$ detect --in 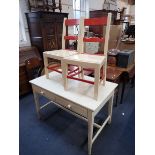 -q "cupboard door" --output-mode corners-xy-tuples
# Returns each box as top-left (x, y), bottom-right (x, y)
(41, 22), (58, 51)
(55, 22), (63, 49)
(26, 13), (44, 54)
